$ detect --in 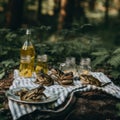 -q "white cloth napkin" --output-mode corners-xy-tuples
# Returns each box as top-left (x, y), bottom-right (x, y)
(8, 70), (120, 120)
